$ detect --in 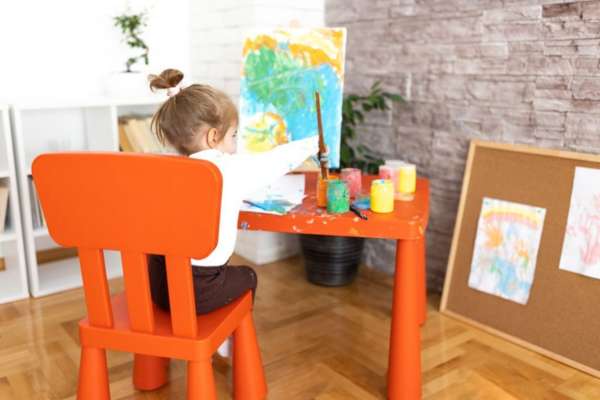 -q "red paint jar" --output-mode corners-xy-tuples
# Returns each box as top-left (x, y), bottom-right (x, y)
(341, 168), (362, 198)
